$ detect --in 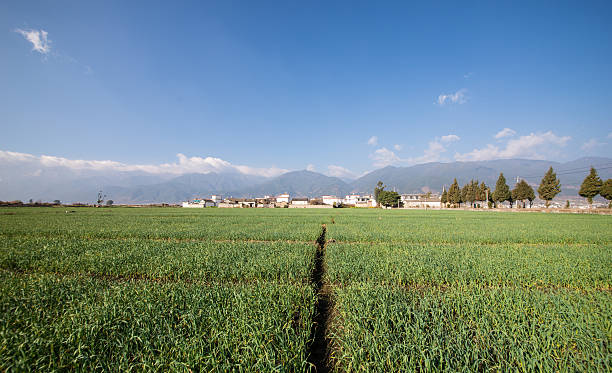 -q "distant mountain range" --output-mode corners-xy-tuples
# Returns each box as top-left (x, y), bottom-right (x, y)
(1, 157), (611, 204)
(351, 157), (612, 195)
